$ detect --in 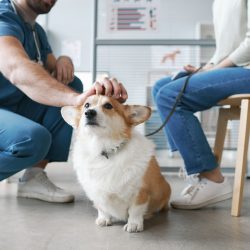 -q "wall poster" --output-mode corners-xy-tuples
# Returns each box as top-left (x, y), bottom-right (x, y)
(107, 0), (160, 33)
